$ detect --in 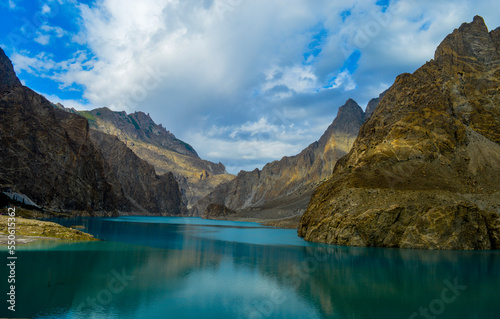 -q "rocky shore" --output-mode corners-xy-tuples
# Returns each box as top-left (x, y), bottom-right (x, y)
(0, 214), (97, 245)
